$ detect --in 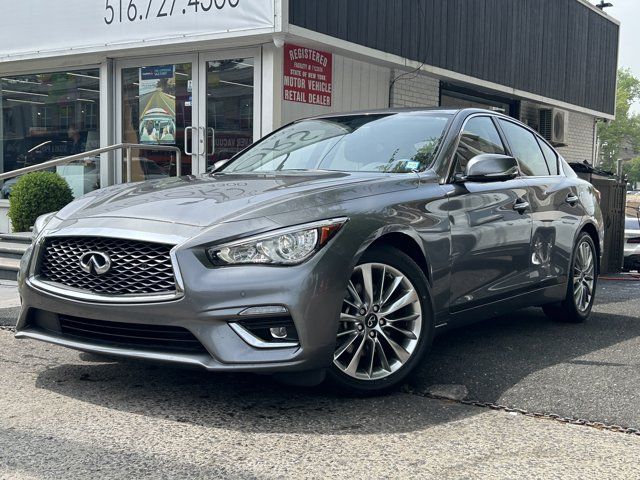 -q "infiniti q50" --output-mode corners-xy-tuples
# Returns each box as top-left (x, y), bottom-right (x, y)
(16, 108), (603, 393)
